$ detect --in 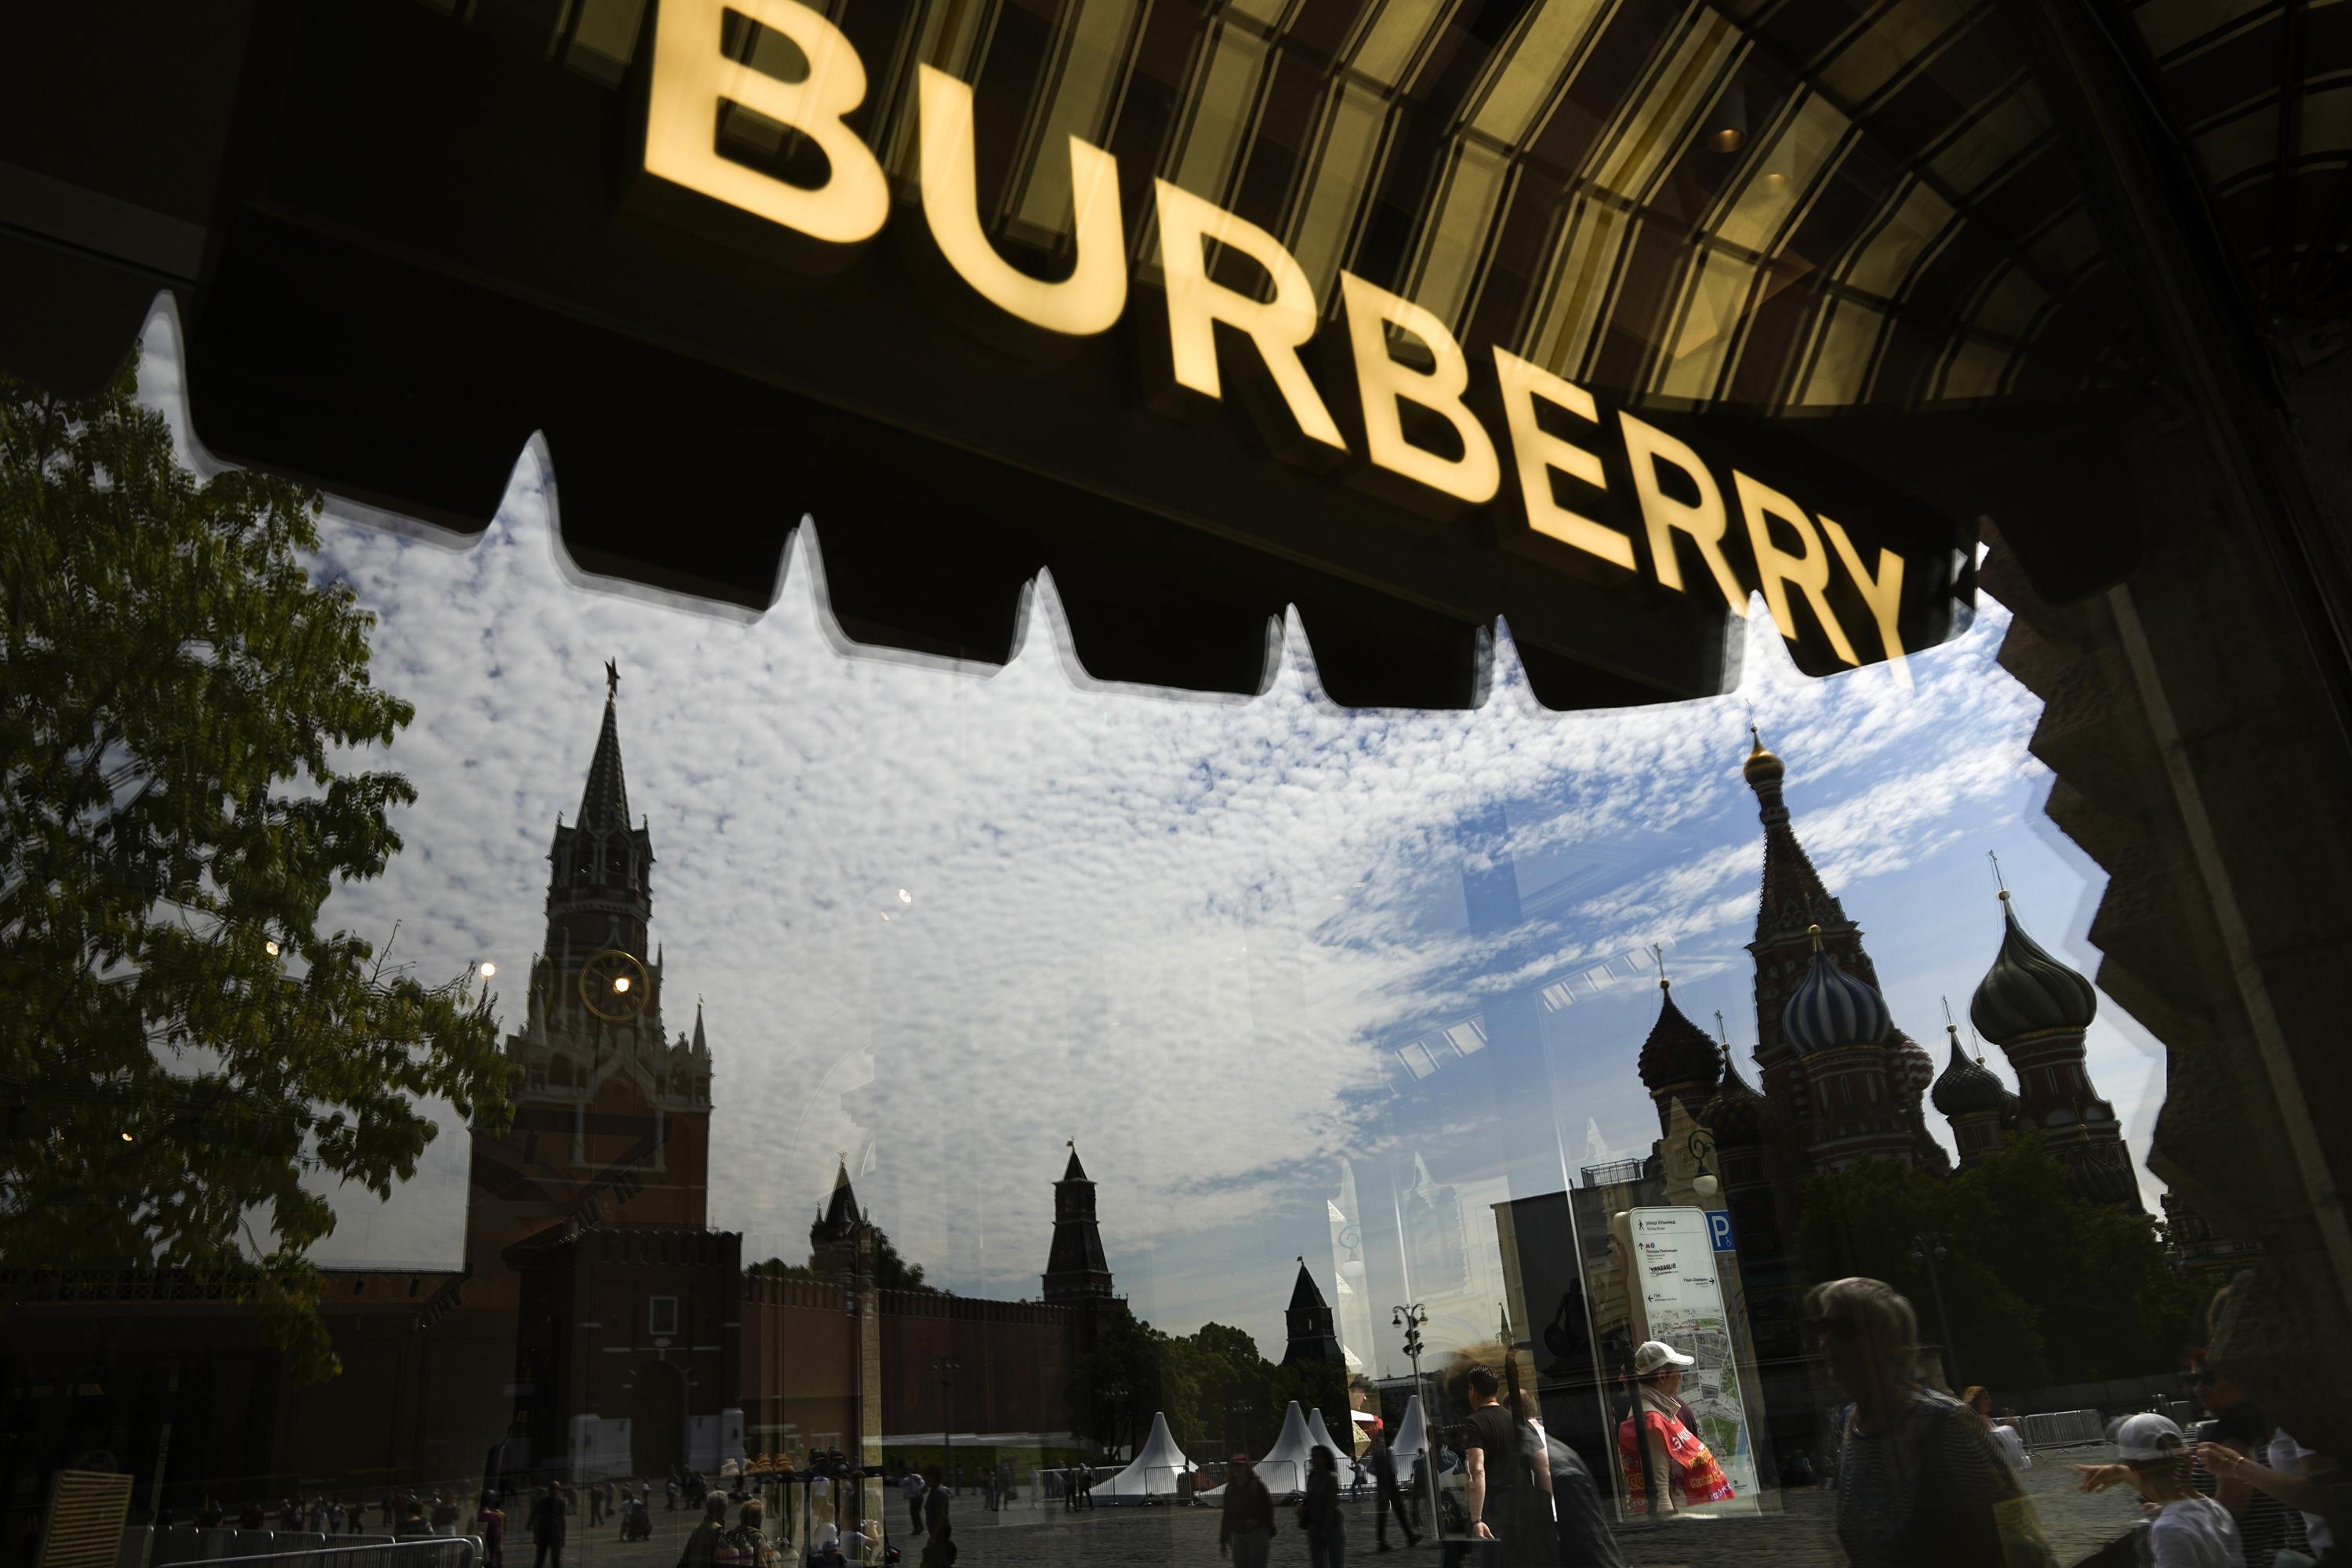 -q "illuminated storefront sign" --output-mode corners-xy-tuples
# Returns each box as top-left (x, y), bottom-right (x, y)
(641, 0), (1939, 675)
